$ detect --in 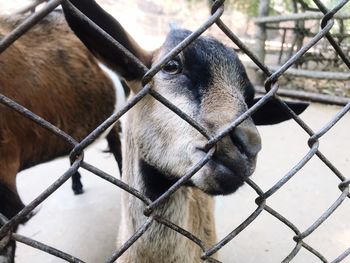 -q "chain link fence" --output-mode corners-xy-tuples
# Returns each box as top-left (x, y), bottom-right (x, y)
(0, 0), (349, 262)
